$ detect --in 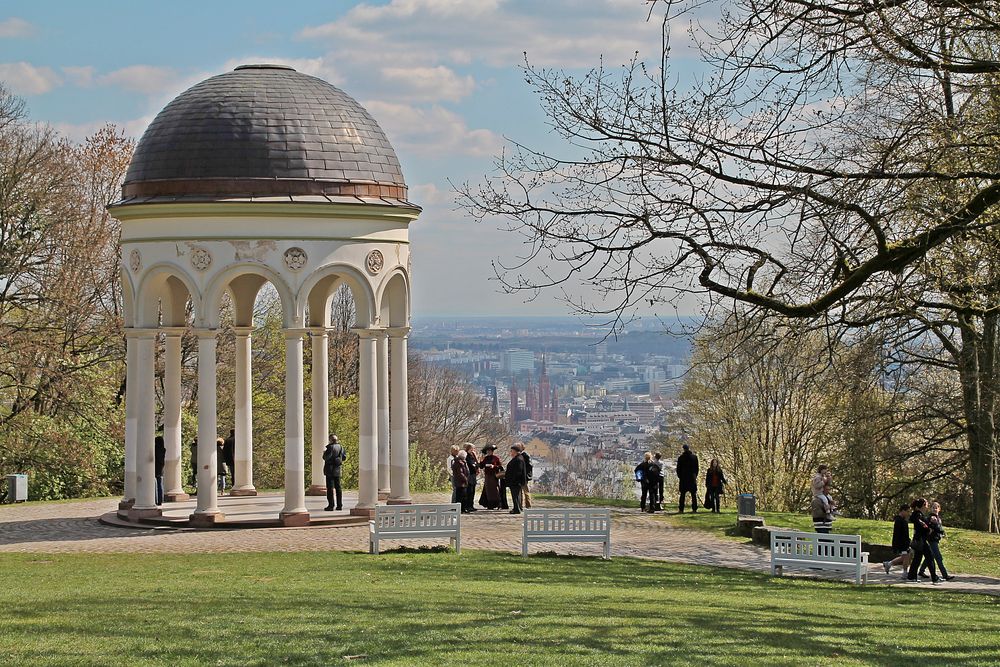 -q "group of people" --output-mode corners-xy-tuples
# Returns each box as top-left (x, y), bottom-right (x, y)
(634, 445), (728, 513)
(447, 442), (533, 514)
(883, 498), (954, 584)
